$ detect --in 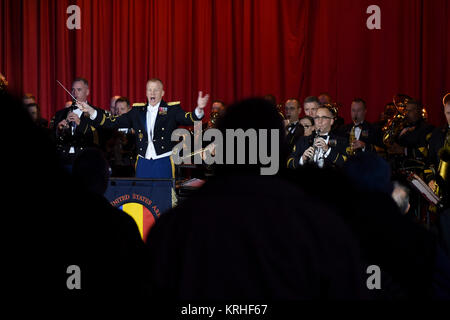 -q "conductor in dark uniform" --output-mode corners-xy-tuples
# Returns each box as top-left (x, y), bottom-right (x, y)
(79, 78), (209, 179)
